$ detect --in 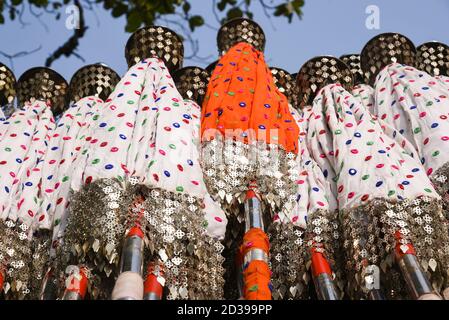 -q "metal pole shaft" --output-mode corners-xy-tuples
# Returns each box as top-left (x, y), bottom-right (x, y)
(398, 253), (436, 299)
